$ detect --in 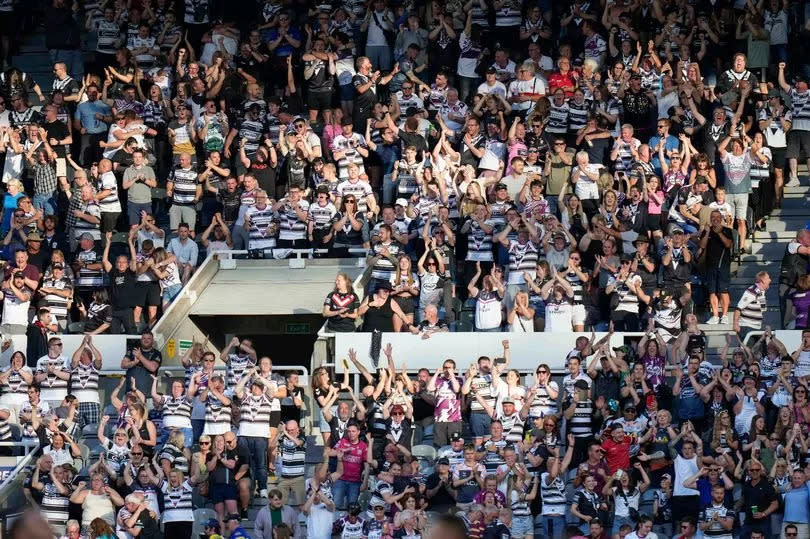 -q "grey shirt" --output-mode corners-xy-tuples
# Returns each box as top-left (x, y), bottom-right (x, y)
(123, 164), (156, 204)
